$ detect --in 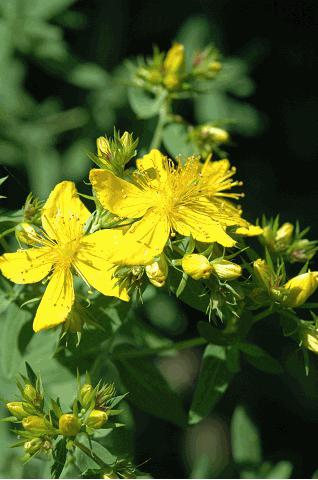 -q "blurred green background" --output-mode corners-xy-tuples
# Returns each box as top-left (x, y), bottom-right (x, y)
(1, 0), (318, 478)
